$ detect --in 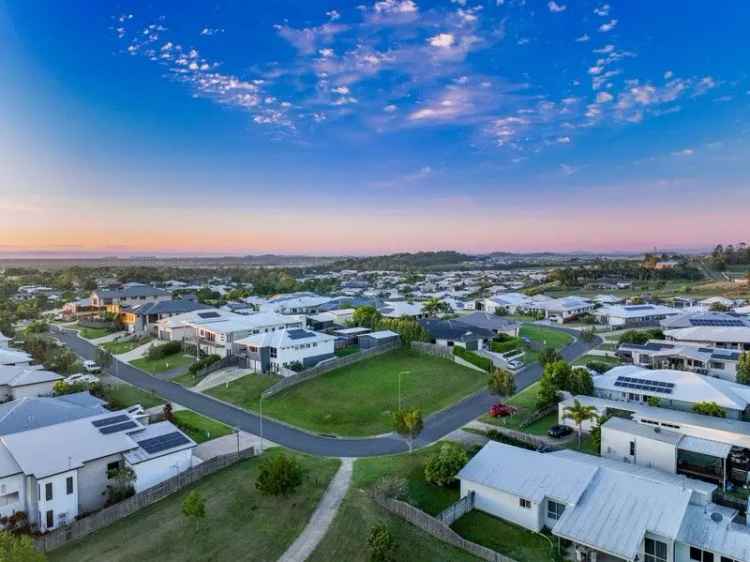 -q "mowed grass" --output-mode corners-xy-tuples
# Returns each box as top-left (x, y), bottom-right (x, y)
(49, 450), (340, 562)
(173, 410), (233, 444)
(518, 324), (573, 365)
(100, 383), (164, 409)
(79, 326), (117, 340)
(101, 336), (152, 355)
(131, 353), (195, 374)
(210, 349), (487, 437)
(207, 374), (282, 402)
(309, 444), (481, 562)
